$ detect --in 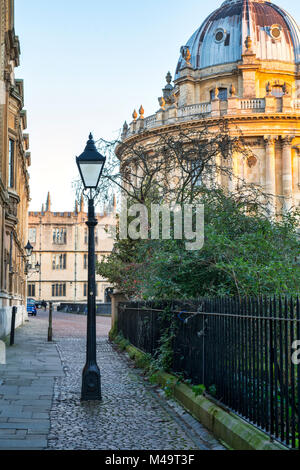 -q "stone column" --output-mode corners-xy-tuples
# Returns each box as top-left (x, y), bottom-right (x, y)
(297, 148), (300, 189)
(292, 146), (299, 190)
(264, 136), (277, 215)
(281, 136), (294, 213)
(227, 156), (235, 193)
